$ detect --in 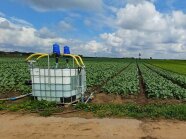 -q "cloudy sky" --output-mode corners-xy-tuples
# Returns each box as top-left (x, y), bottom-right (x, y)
(0, 0), (186, 59)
